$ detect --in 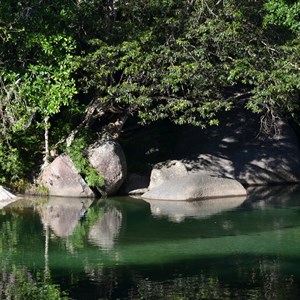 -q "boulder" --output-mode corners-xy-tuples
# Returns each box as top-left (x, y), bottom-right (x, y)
(40, 154), (95, 197)
(175, 110), (300, 185)
(142, 173), (246, 201)
(148, 160), (188, 190)
(88, 140), (127, 195)
(0, 186), (19, 209)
